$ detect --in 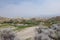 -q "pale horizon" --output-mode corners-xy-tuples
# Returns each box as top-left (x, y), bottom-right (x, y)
(0, 0), (60, 18)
